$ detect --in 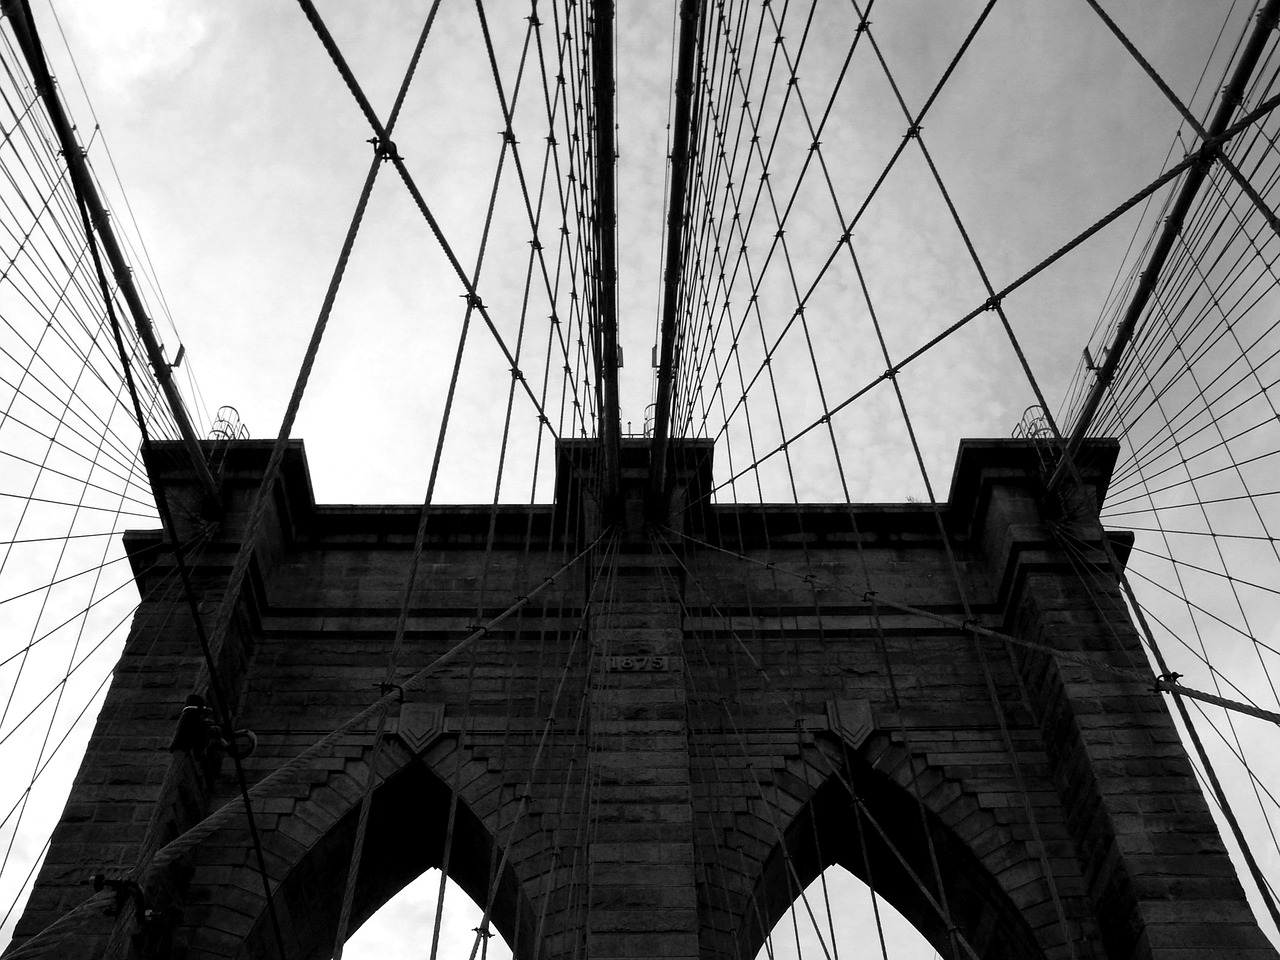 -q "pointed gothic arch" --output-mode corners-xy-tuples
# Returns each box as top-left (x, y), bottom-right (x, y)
(182, 748), (542, 960)
(739, 749), (1050, 960)
(12, 440), (1278, 960)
